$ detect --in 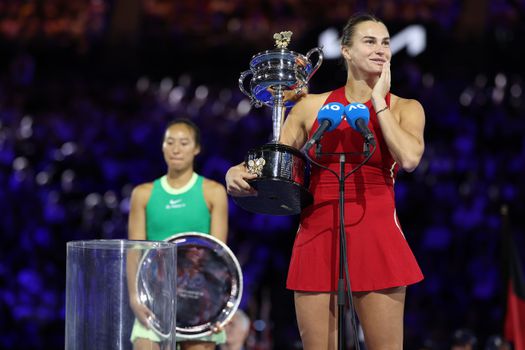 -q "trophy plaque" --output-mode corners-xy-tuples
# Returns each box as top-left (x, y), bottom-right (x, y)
(236, 31), (323, 215)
